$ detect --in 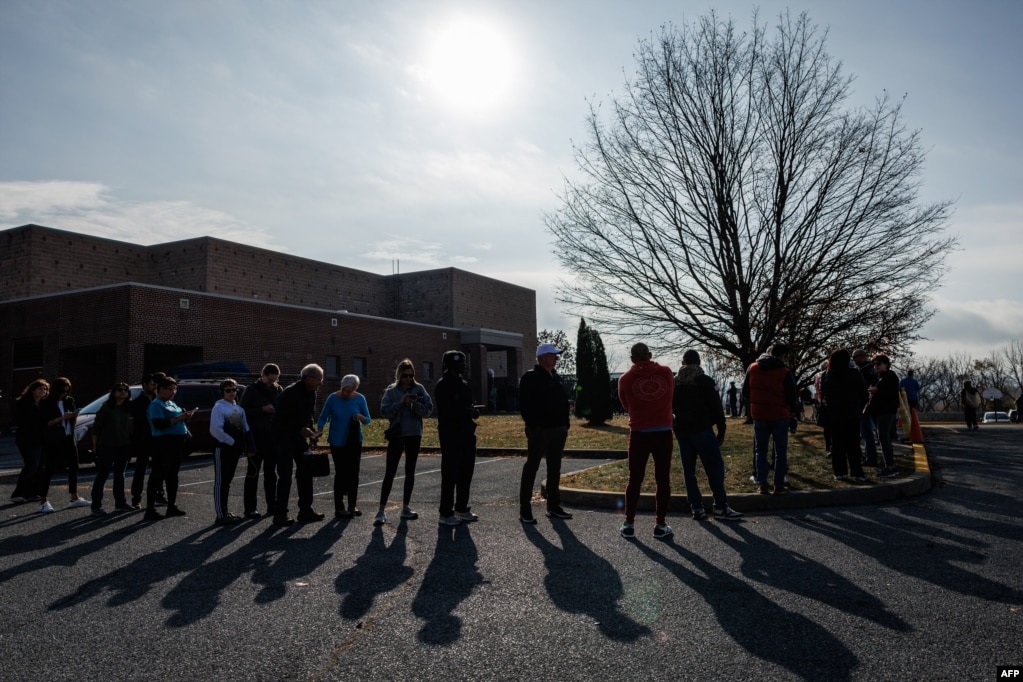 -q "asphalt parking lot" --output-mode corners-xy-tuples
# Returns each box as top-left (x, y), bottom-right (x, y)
(1, 426), (1021, 681)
